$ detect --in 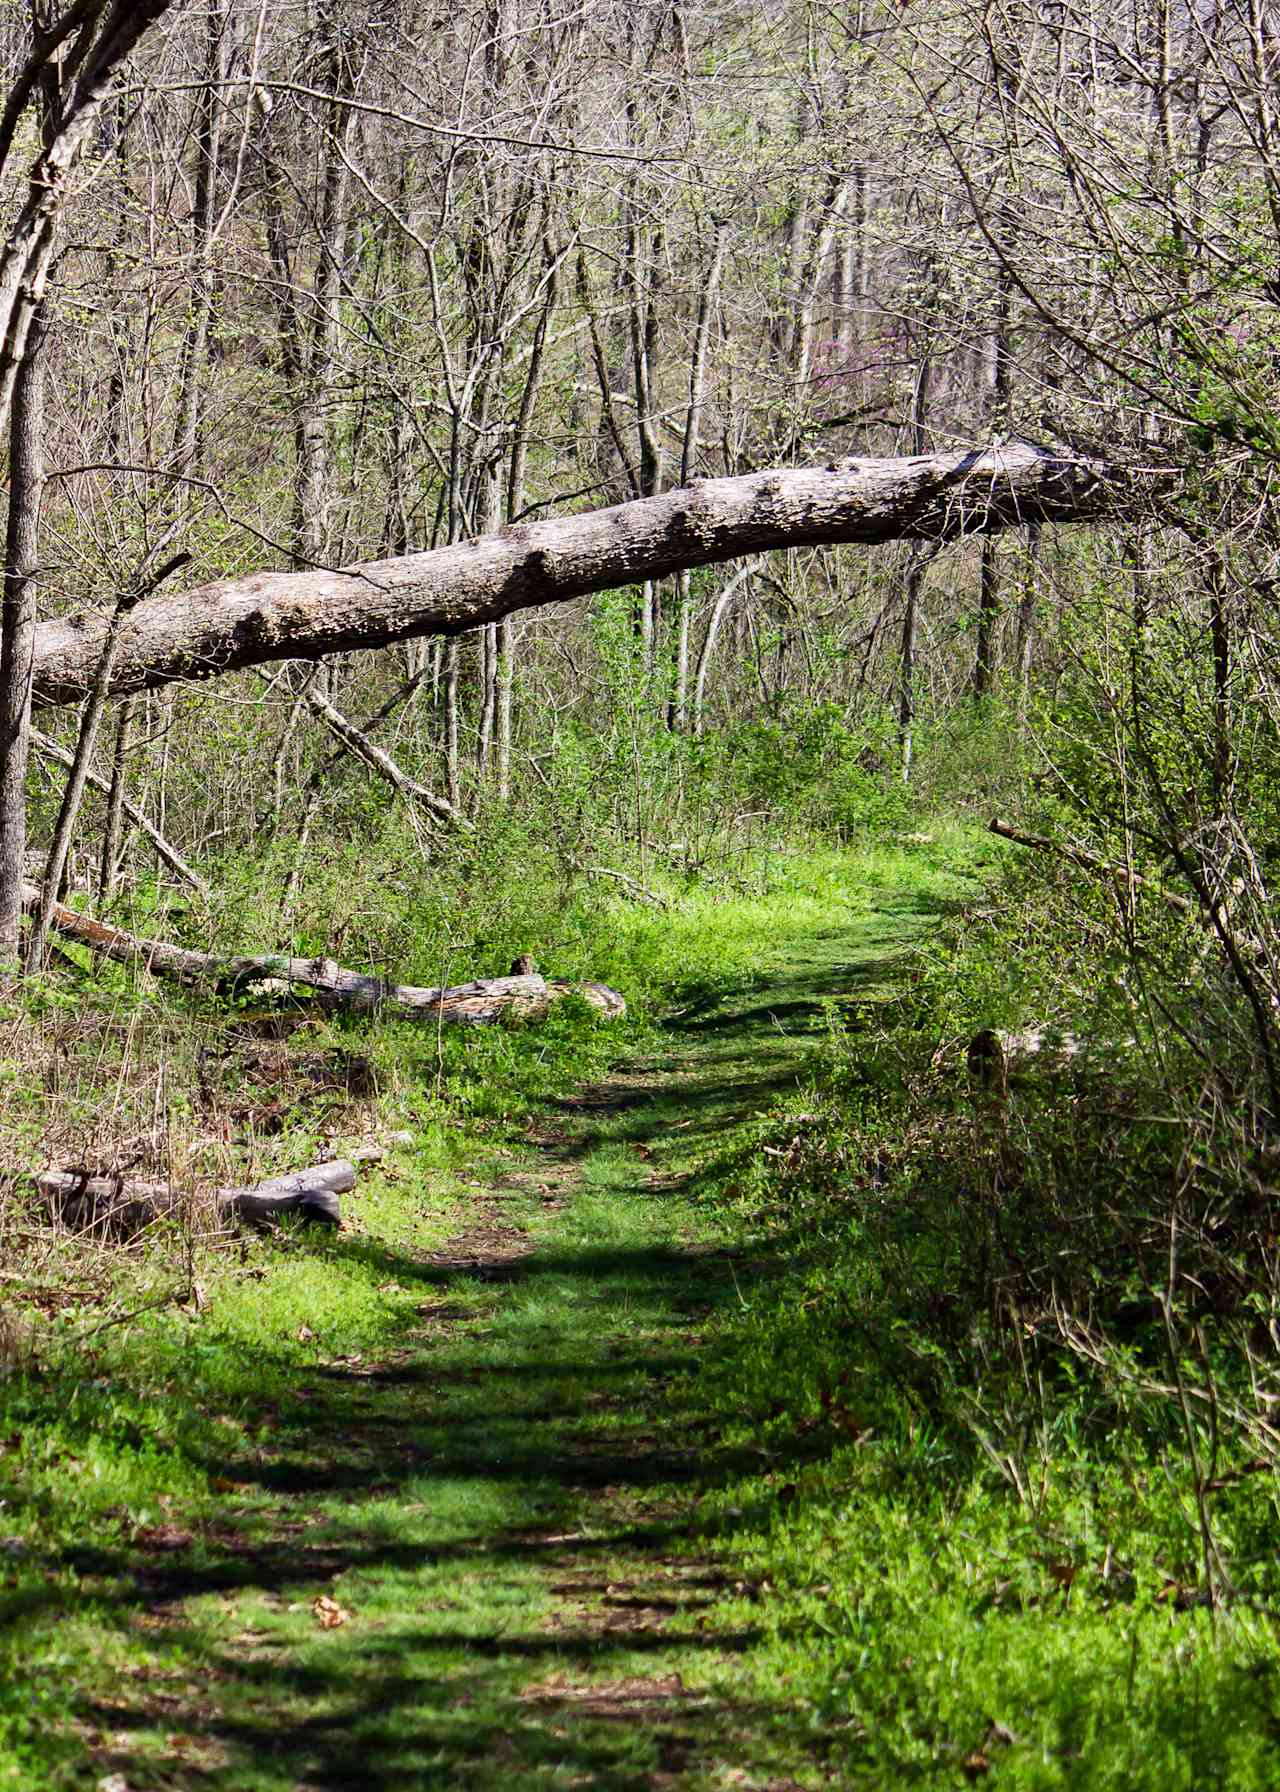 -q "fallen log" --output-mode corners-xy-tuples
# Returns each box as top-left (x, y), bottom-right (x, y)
(967, 1027), (1084, 1089)
(34, 1159), (355, 1232)
(20, 882), (626, 1021)
(31, 445), (1168, 709)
